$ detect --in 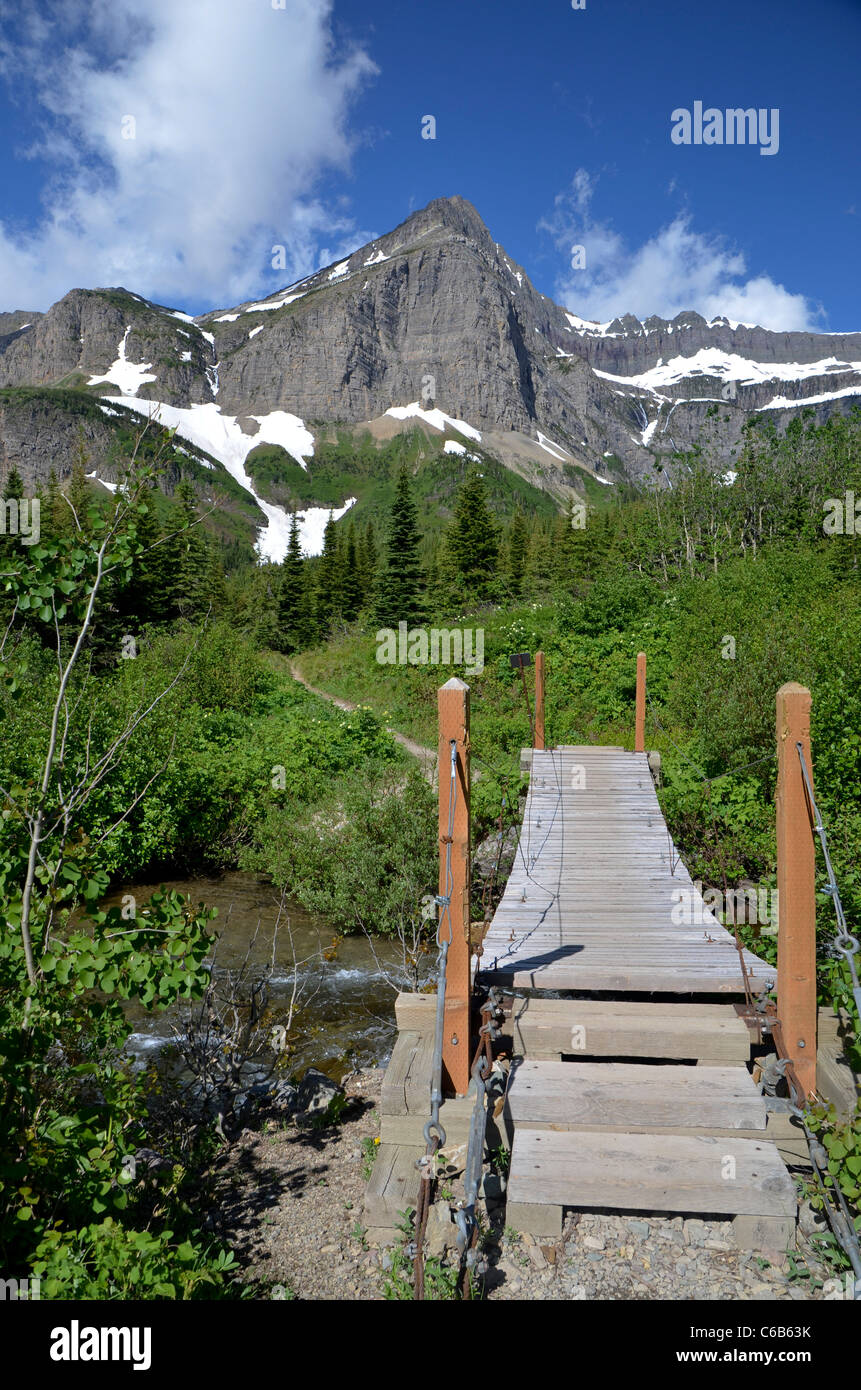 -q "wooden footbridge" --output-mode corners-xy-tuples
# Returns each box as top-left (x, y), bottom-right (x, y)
(365, 657), (848, 1267)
